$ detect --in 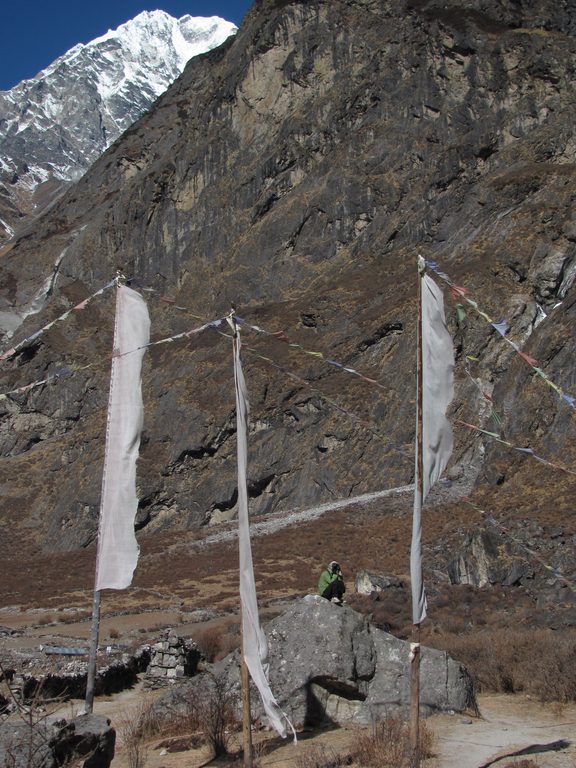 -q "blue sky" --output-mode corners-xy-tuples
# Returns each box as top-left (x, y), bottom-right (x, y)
(0, 1), (253, 90)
